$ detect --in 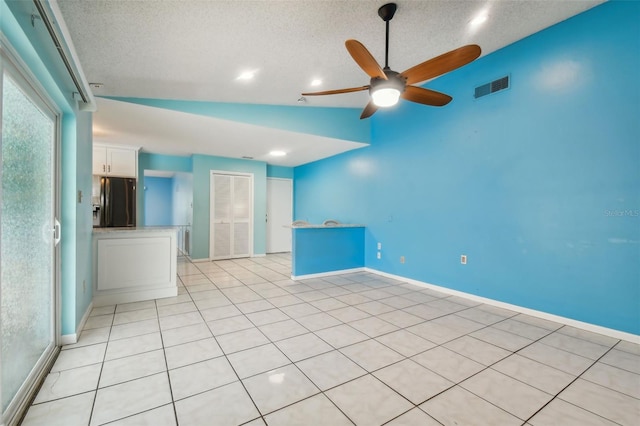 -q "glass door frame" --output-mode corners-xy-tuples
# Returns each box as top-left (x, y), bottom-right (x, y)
(0, 35), (62, 426)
